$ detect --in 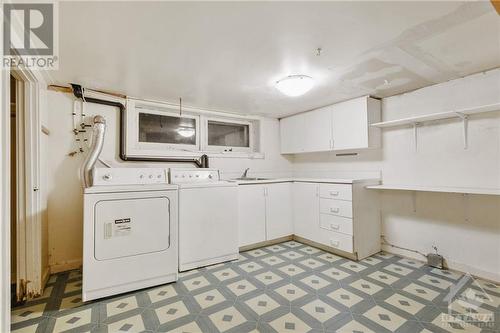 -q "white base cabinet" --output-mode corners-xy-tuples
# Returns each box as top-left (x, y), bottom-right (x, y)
(238, 184), (267, 247)
(238, 183), (293, 248)
(293, 181), (380, 260)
